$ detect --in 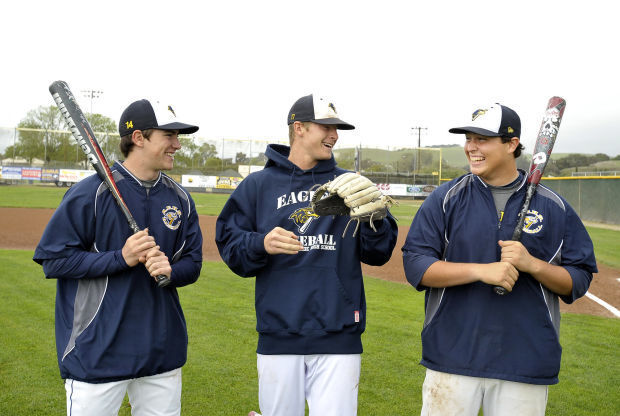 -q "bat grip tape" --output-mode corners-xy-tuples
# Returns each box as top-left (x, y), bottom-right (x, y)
(494, 184), (537, 296)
